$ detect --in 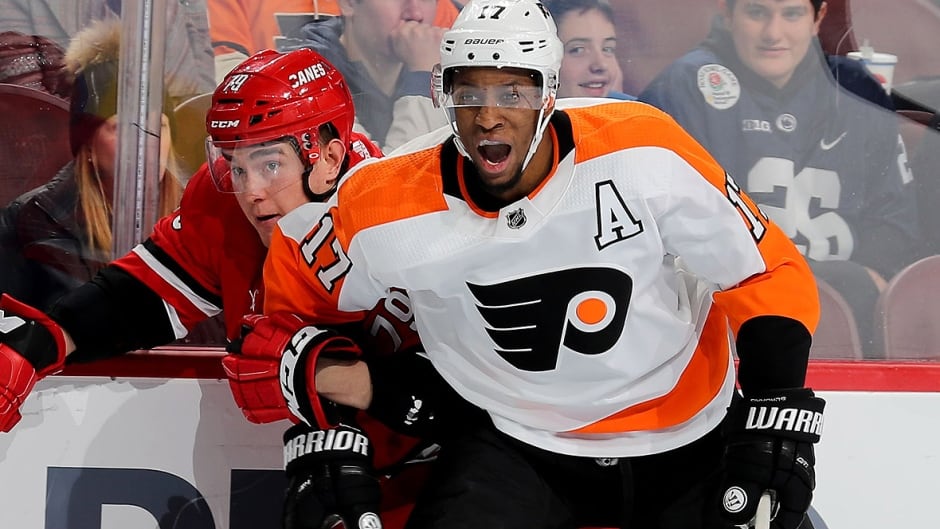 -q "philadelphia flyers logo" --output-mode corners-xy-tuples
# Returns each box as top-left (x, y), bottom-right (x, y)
(467, 267), (632, 371)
